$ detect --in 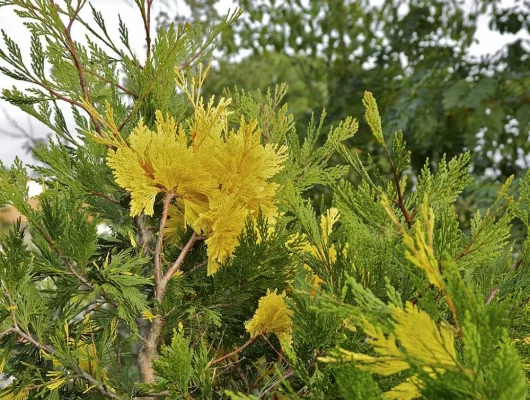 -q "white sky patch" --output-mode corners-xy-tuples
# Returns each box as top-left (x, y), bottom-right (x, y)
(97, 223), (112, 236)
(27, 180), (43, 197)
